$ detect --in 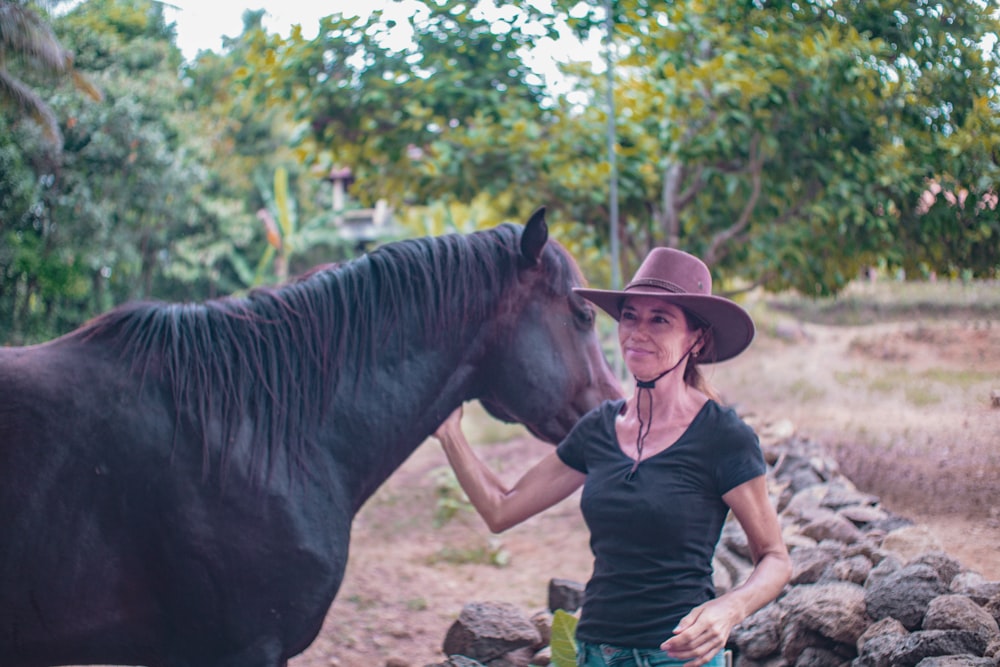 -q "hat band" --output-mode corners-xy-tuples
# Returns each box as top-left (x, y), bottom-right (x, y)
(625, 277), (690, 294)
